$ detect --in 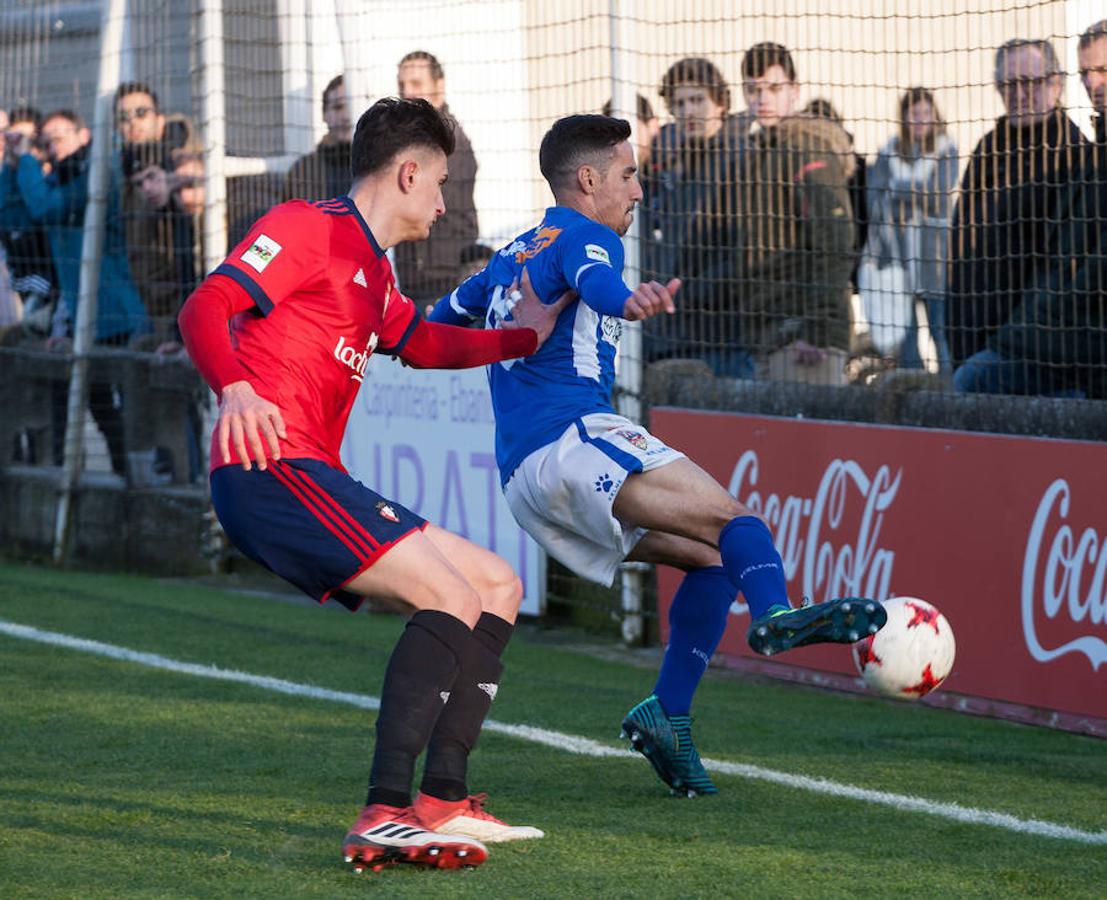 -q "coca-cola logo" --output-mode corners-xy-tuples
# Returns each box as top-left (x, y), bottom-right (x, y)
(1022, 479), (1107, 670)
(728, 451), (901, 611)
